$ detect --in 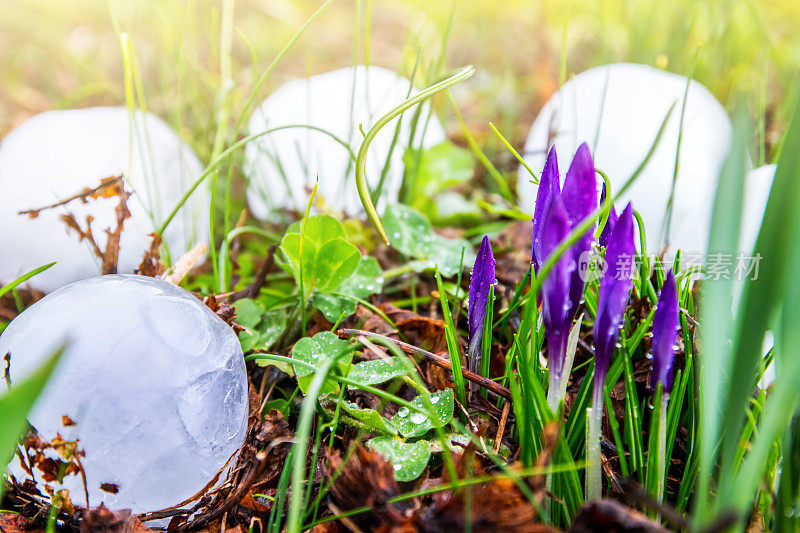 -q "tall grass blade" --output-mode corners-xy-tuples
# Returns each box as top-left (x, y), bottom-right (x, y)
(0, 346), (64, 500)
